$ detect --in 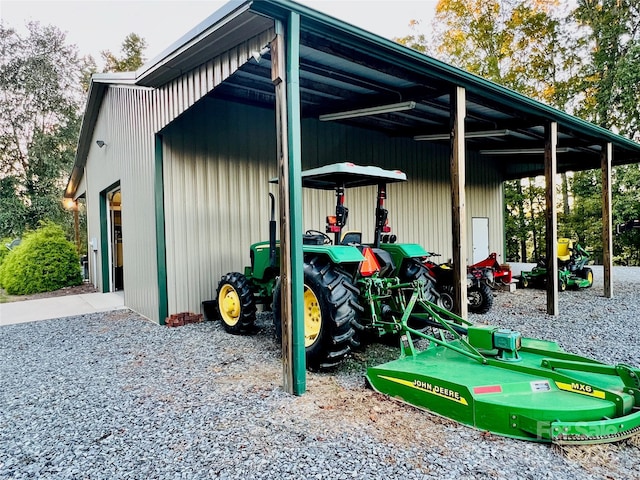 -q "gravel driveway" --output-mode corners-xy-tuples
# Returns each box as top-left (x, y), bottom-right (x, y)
(1, 267), (639, 479)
